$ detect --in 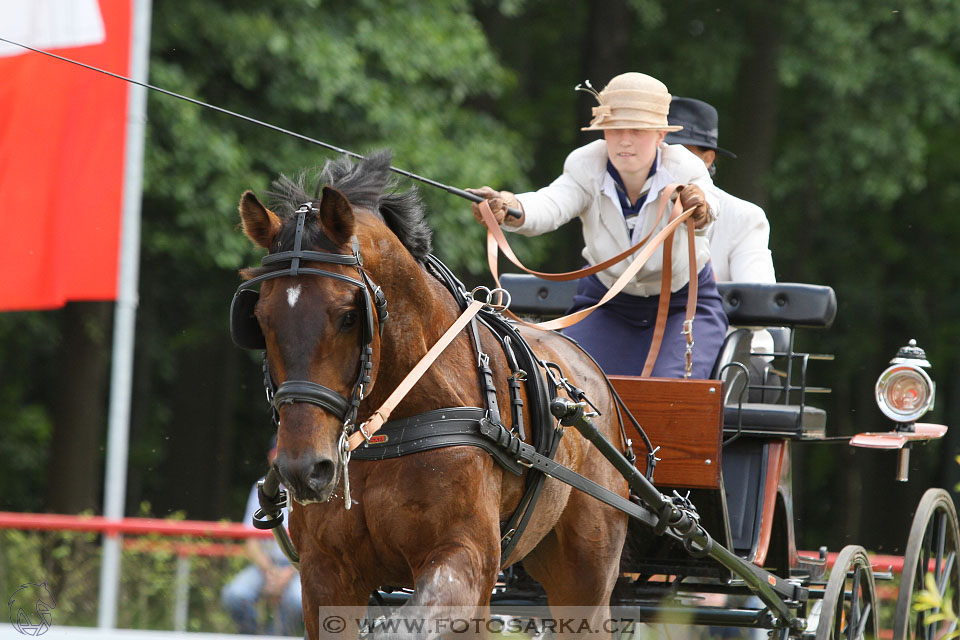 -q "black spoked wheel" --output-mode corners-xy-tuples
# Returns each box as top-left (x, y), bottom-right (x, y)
(894, 488), (960, 640)
(815, 545), (878, 640)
